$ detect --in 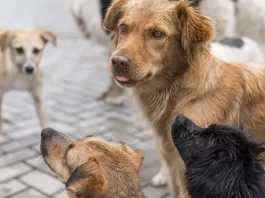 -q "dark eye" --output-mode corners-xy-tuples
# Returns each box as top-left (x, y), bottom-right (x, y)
(151, 30), (165, 39)
(15, 47), (24, 54)
(119, 24), (127, 34)
(33, 48), (41, 54)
